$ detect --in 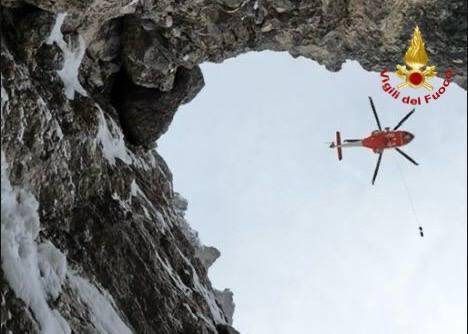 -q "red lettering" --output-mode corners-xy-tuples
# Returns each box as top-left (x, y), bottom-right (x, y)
(380, 68), (390, 82)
